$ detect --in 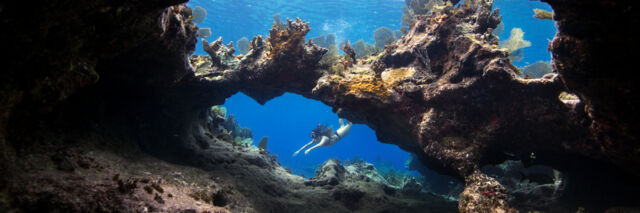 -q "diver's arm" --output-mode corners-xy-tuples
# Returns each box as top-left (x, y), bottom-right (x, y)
(293, 140), (315, 156)
(305, 136), (330, 155)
